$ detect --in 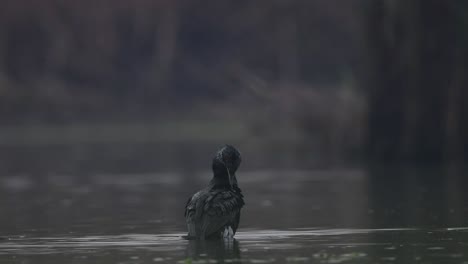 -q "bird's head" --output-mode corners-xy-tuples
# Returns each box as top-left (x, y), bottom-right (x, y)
(212, 145), (241, 187)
